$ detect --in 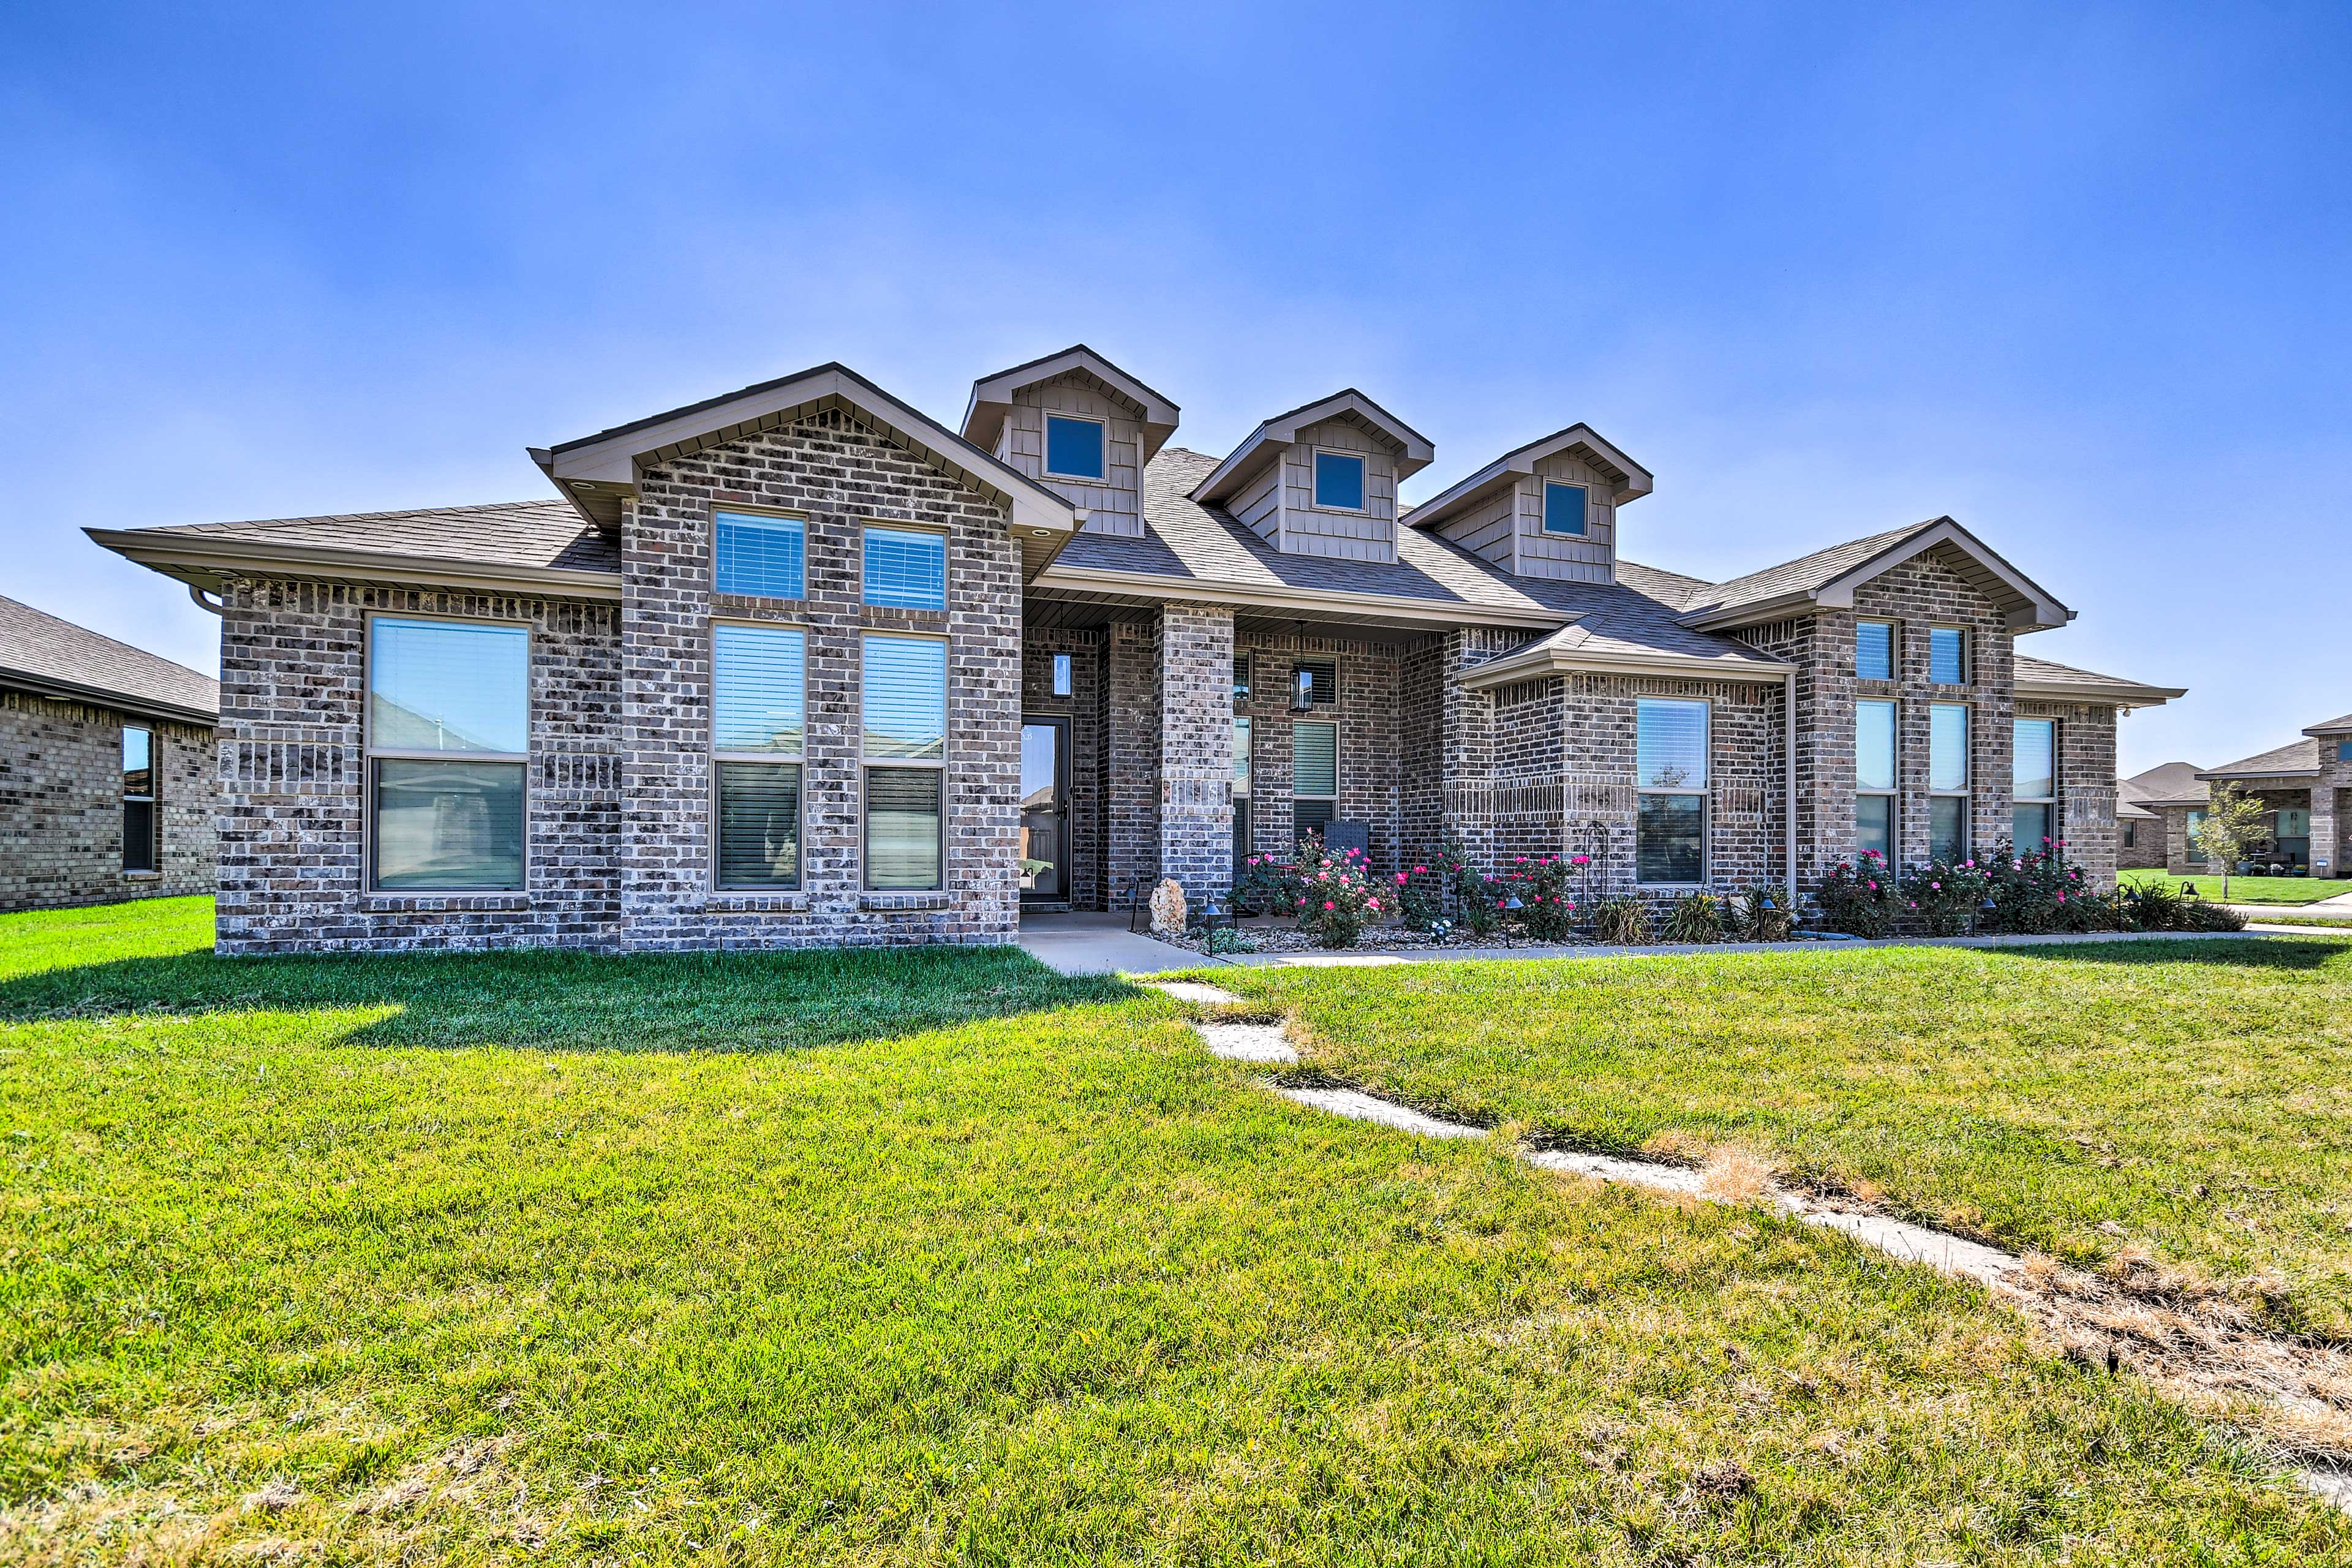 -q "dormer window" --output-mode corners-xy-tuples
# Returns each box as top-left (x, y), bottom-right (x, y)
(1044, 415), (1106, 481)
(1542, 483), (1589, 537)
(1312, 451), (1366, 512)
